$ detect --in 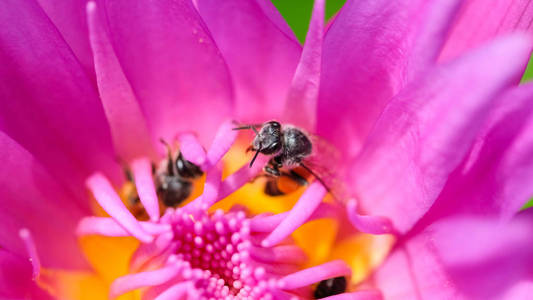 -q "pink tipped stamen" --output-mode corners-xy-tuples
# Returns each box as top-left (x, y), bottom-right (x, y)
(261, 182), (327, 247)
(131, 158), (160, 222)
(279, 260), (351, 290)
(19, 228), (40, 280)
(86, 173), (153, 243)
(346, 199), (395, 235)
(177, 132), (207, 166)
